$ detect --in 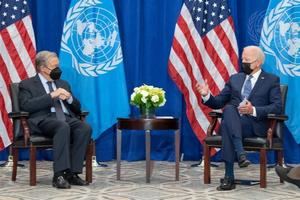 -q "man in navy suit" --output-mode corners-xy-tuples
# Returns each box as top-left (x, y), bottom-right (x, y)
(19, 51), (91, 189)
(196, 46), (282, 191)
